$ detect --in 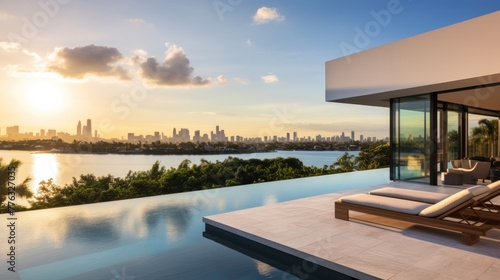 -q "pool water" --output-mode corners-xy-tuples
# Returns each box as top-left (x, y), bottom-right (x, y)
(1, 169), (390, 280)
